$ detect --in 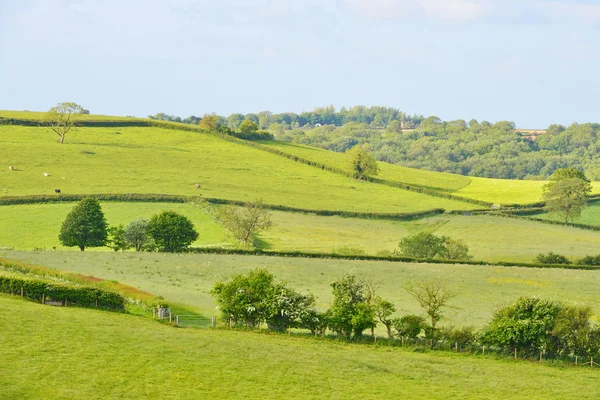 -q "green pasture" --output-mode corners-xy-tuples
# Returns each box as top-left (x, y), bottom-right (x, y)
(259, 140), (600, 205)
(532, 202), (600, 226)
(259, 140), (472, 192)
(4, 250), (600, 327)
(0, 125), (476, 213)
(3, 202), (600, 262)
(2, 296), (598, 399)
